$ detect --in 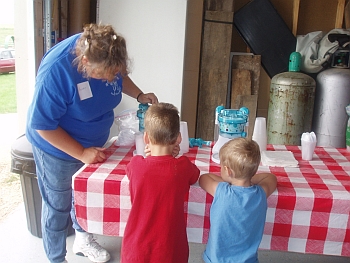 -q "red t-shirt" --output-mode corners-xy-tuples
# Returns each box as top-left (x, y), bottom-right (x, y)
(121, 155), (200, 263)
